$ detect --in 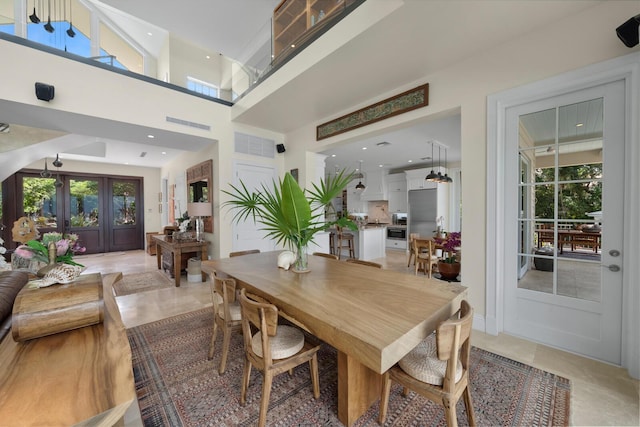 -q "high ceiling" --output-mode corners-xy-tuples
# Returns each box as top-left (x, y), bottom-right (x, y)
(1, 0), (606, 171)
